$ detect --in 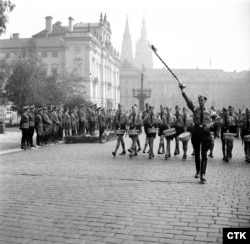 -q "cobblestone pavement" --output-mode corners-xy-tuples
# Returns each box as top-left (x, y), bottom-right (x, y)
(0, 134), (250, 244)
